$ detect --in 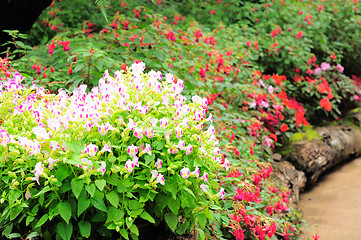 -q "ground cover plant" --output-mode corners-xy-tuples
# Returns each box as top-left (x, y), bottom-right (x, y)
(1, 0), (361, 239)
